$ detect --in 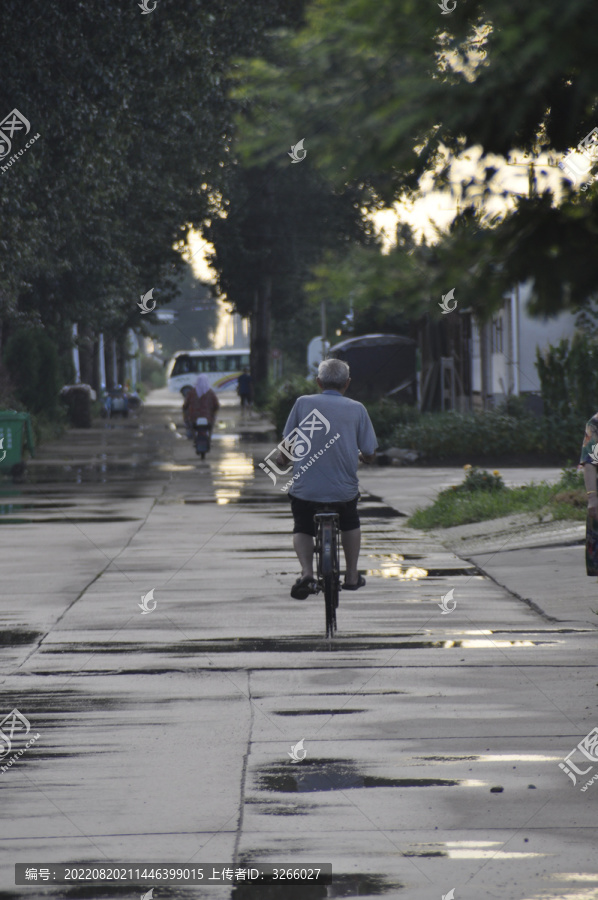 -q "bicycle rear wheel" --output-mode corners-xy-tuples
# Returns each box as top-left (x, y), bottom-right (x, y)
(321, 520), (339, 638)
